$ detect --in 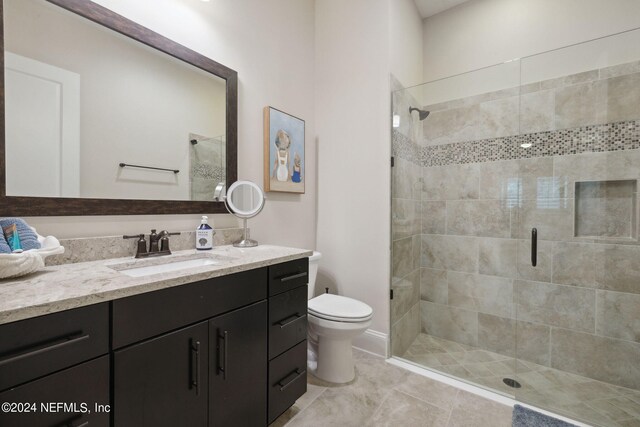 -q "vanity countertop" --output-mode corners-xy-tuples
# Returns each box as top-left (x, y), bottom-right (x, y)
(0, 245), (312, 325)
